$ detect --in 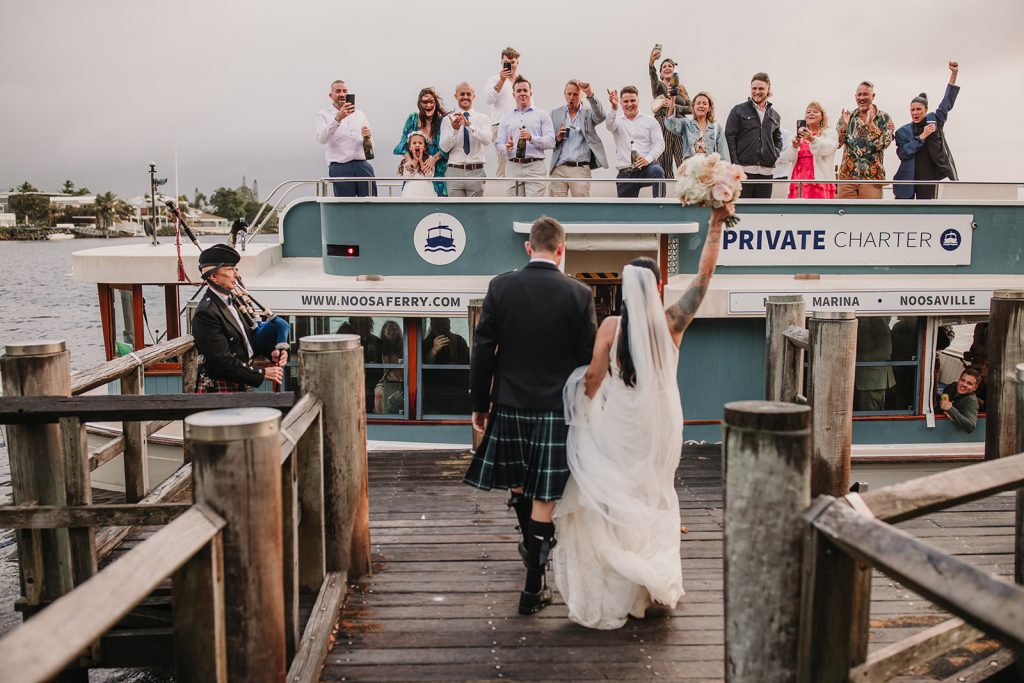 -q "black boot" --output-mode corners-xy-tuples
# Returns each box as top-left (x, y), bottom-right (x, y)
(507, 493), (532, 565)
(518, 520), (555, 615)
